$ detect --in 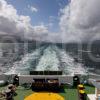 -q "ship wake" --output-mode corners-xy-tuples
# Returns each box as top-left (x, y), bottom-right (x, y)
(5, 45), (87, 75)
